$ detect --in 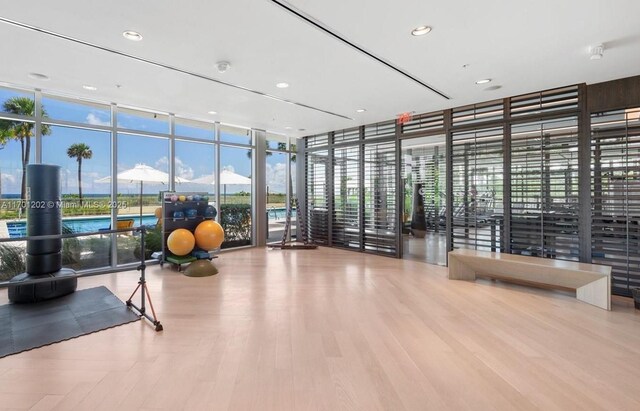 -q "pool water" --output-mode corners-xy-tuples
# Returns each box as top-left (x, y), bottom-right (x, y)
(6, 208), (293, 238)
(7, 215), (158, 238)
(267, 207), (295, 220)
